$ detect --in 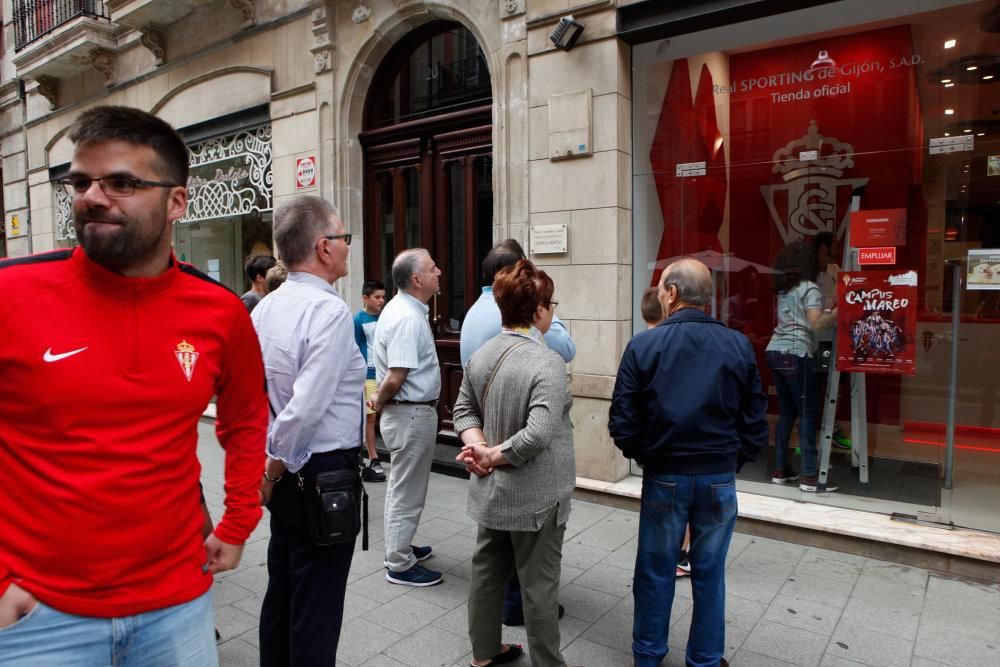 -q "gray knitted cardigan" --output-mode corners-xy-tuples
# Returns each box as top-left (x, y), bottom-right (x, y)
(453, 332), (575, 532)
